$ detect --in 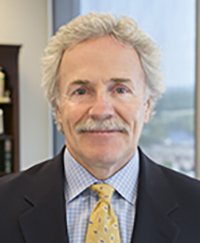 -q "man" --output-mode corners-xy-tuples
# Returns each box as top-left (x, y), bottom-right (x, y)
(0, 13), (200, 243)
